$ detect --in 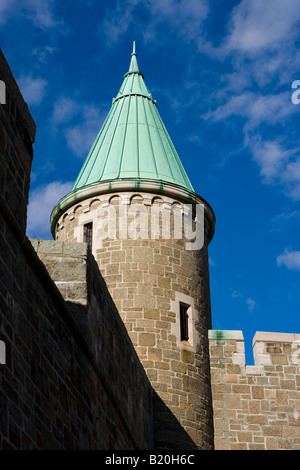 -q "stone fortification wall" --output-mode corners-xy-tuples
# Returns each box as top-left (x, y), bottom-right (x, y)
(0, 233), (153, 449)
(209, 330), (300, 450)
(30, 240), (153, 449)
(0, 48), (35, 235)
(0, 48), (153, 450)
(2, 45), (300, 451)
(54, 191), (215, 450)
